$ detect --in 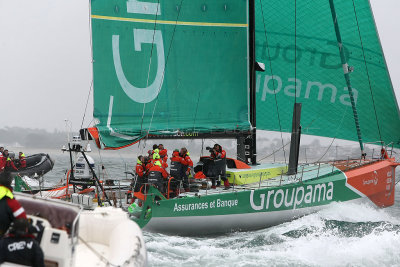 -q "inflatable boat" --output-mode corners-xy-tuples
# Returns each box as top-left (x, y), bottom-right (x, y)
(10, 153), (55, 178)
